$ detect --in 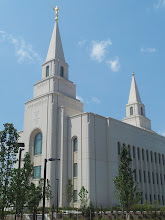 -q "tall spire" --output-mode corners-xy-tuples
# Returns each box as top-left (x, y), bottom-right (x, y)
(128, 72), (142, 104)
(46, 8), (65, 62)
